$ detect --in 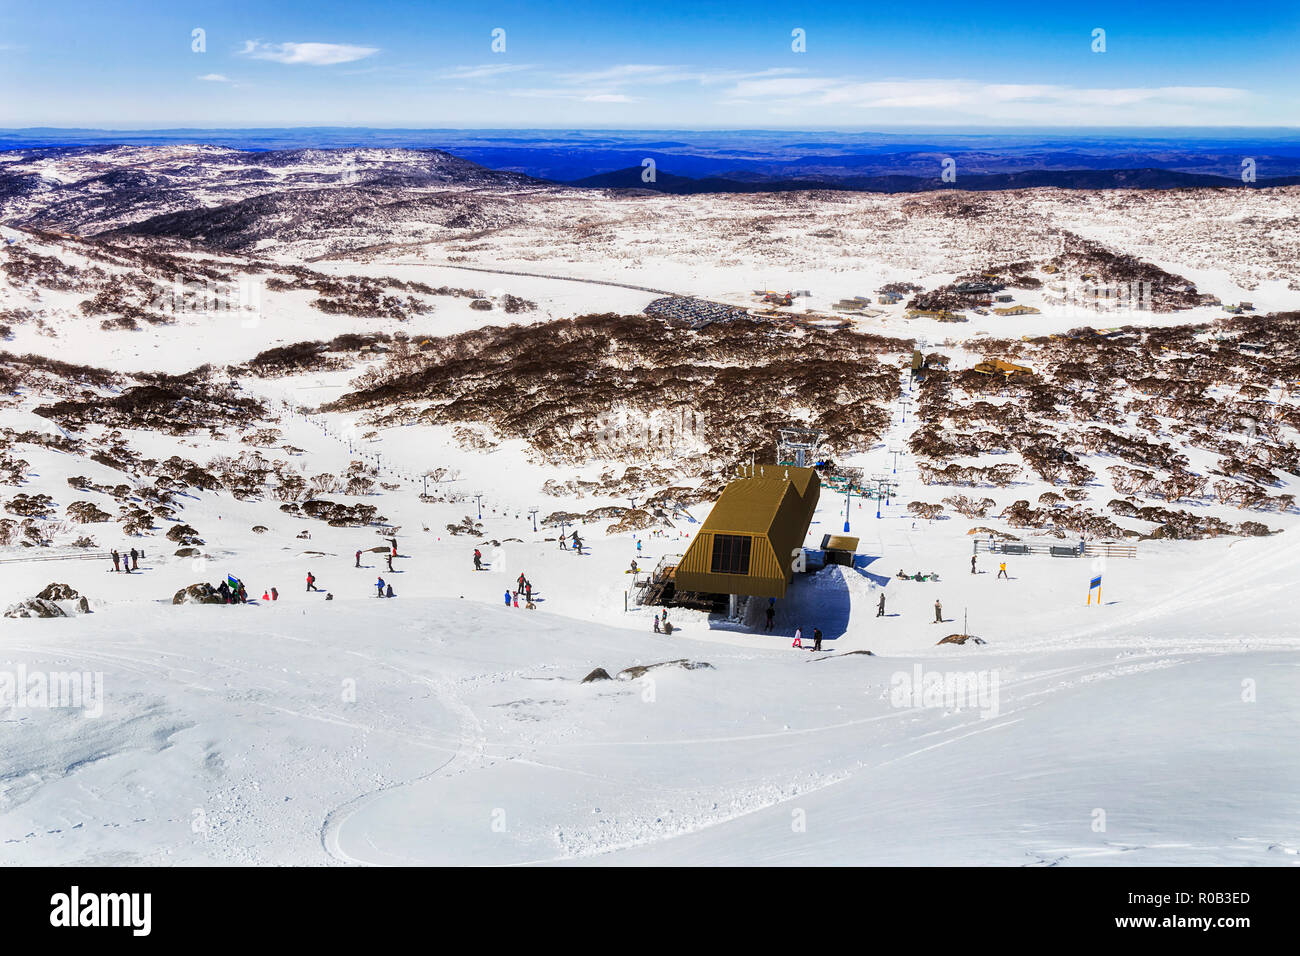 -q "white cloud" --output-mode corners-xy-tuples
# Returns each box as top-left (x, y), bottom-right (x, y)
(439, 63), (533, 80)
(238, 40), (379, 66)
(583, 93), (634, 103)
(197, 73), (230, 83)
